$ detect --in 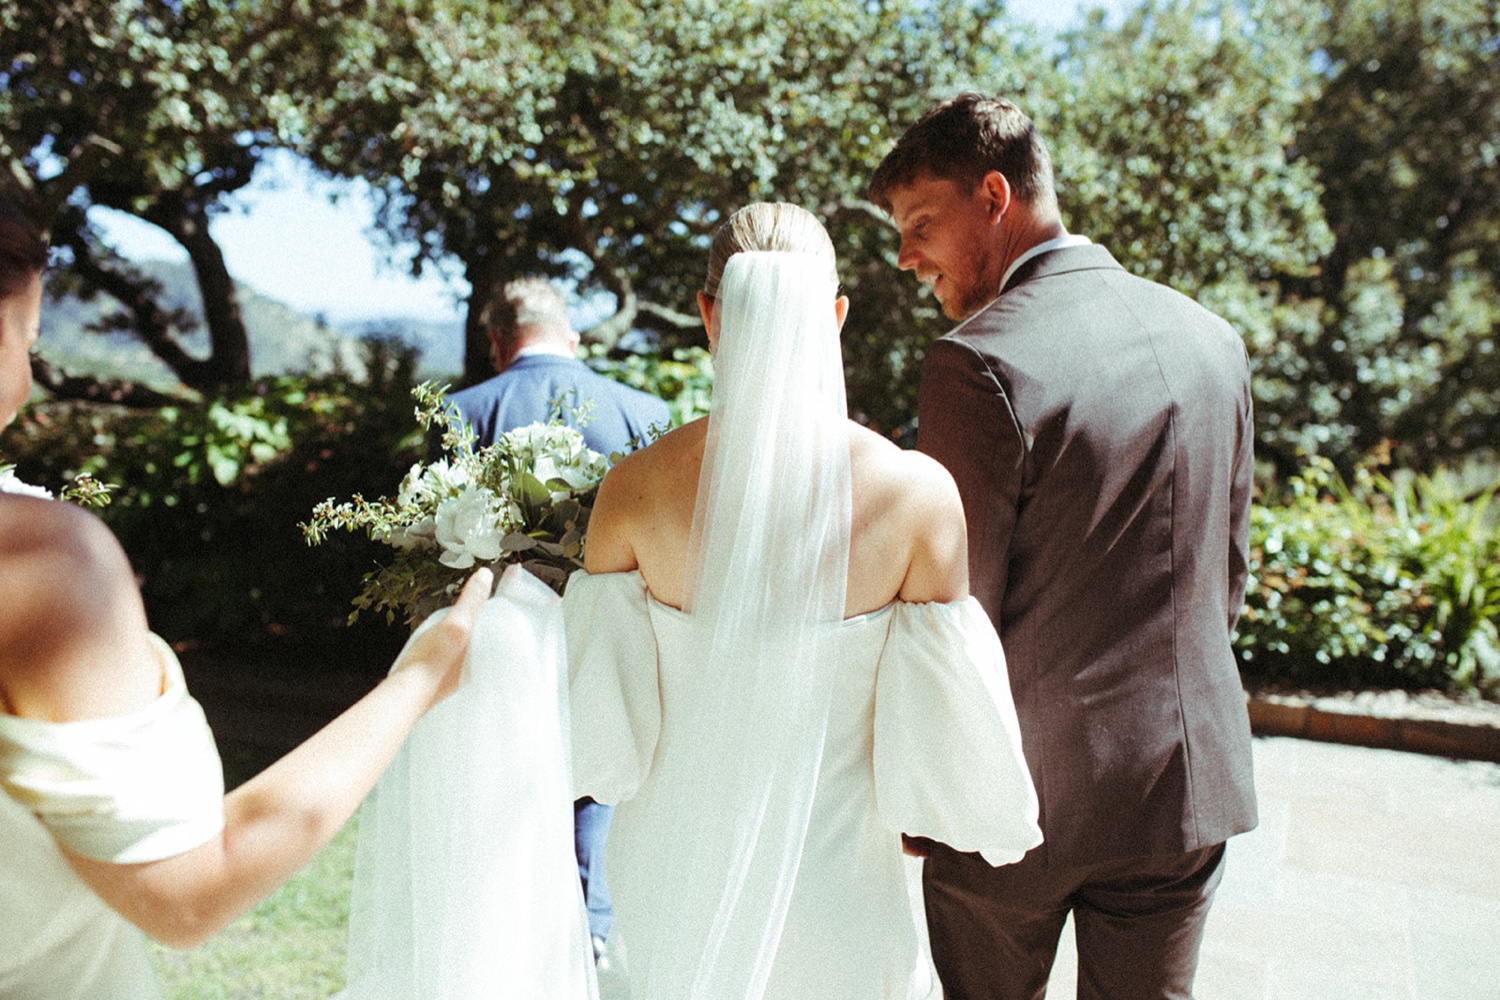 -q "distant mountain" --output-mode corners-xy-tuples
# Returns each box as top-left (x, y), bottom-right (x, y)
(338, 315), (465, 380)
(37, 259), (465, 389)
